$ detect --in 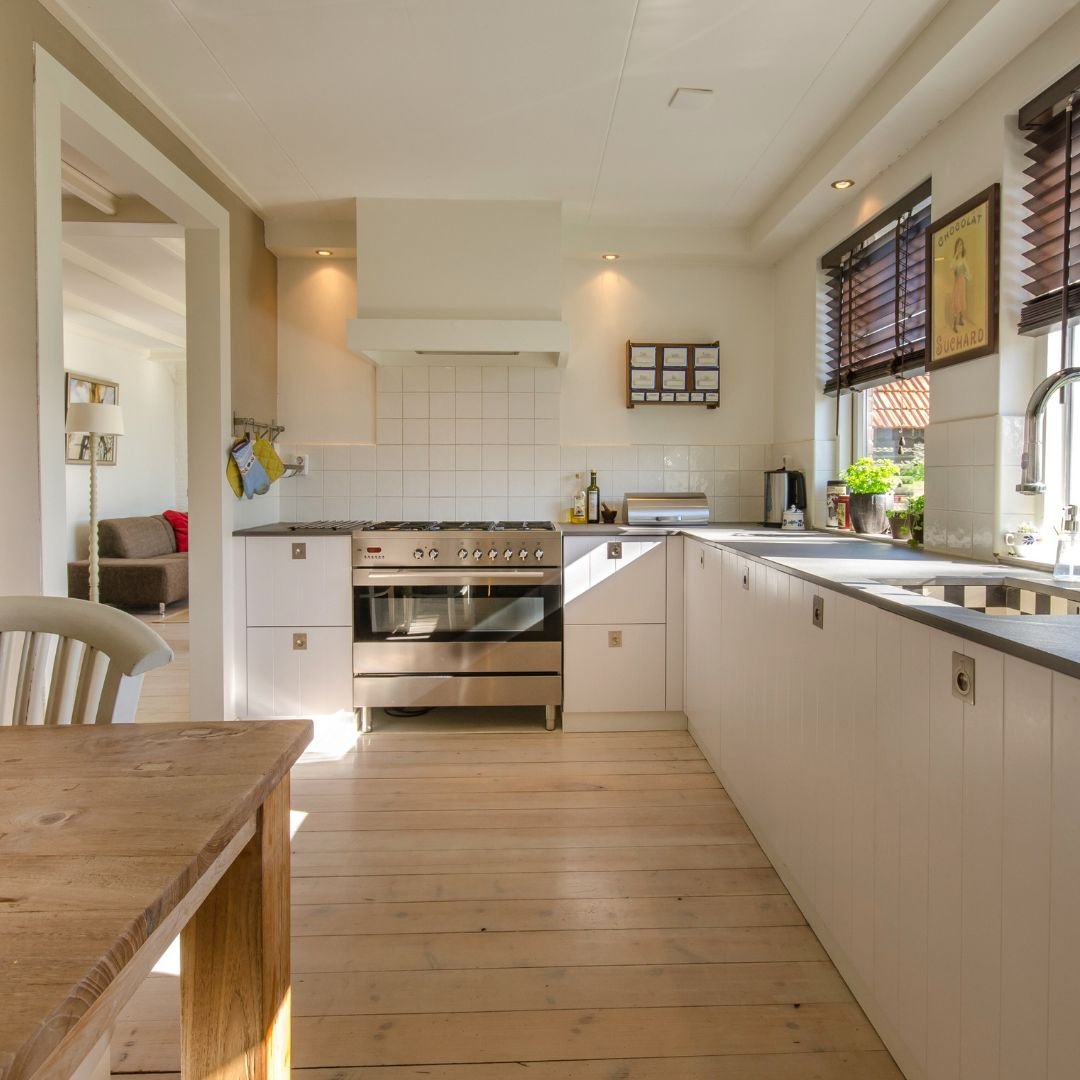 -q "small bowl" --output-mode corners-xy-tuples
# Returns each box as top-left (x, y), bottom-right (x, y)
(600, 508), (618, 524)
